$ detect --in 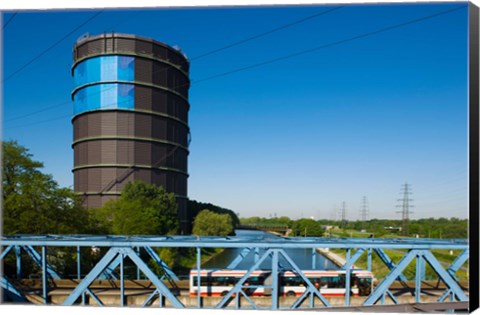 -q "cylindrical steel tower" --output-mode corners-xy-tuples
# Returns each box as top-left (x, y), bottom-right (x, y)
(72, 33), (191, 233)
